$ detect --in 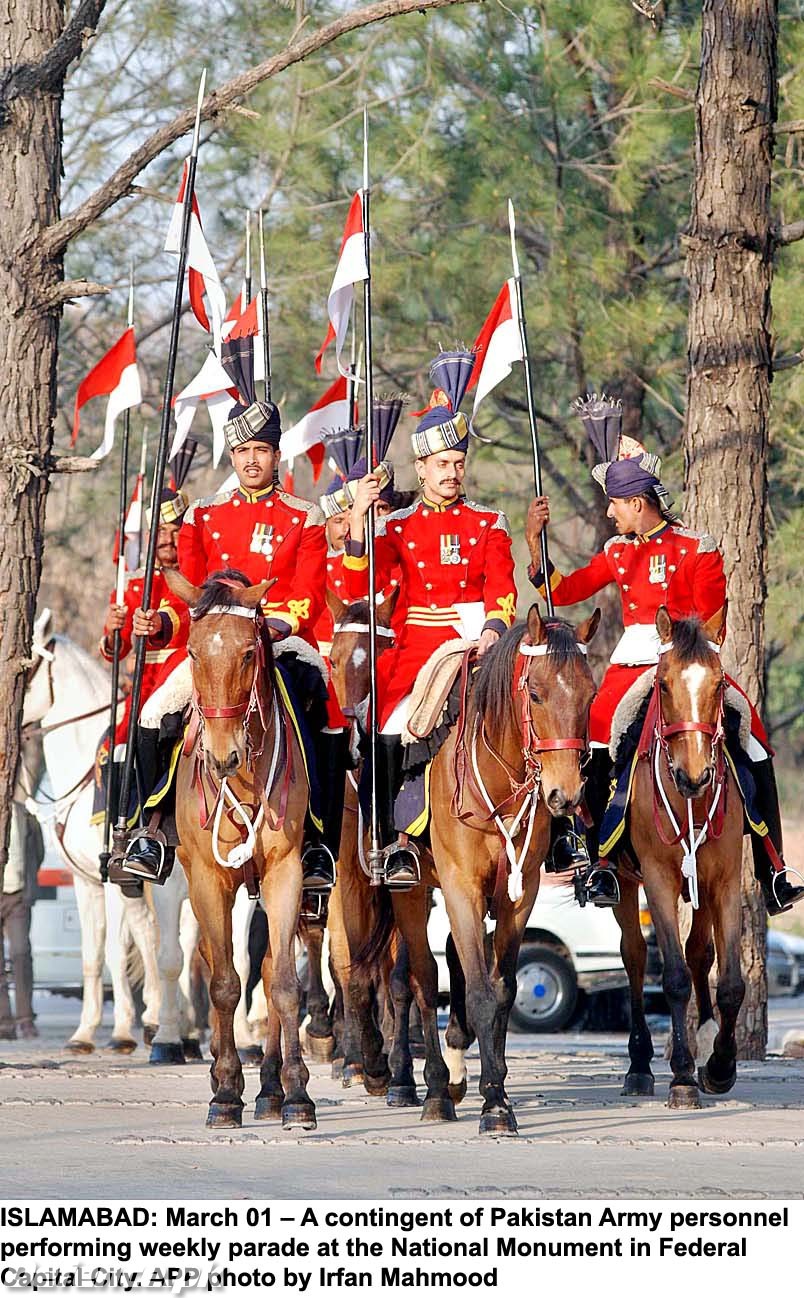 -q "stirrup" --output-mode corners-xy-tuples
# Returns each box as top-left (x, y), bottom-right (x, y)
(300, 889), (329, 924)
(301, 843), (336, 892)
(382, 839), (421, 890)
(108, 829), (173, 887)
(584, 865), (621, 909)
(766, 864), (804, 917)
